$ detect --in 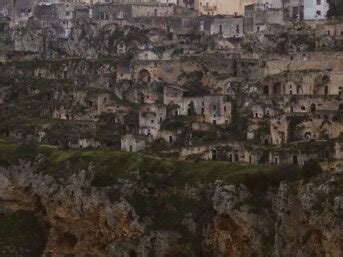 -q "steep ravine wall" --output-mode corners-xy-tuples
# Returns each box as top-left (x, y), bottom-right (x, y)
(0, 160), (342, 257)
